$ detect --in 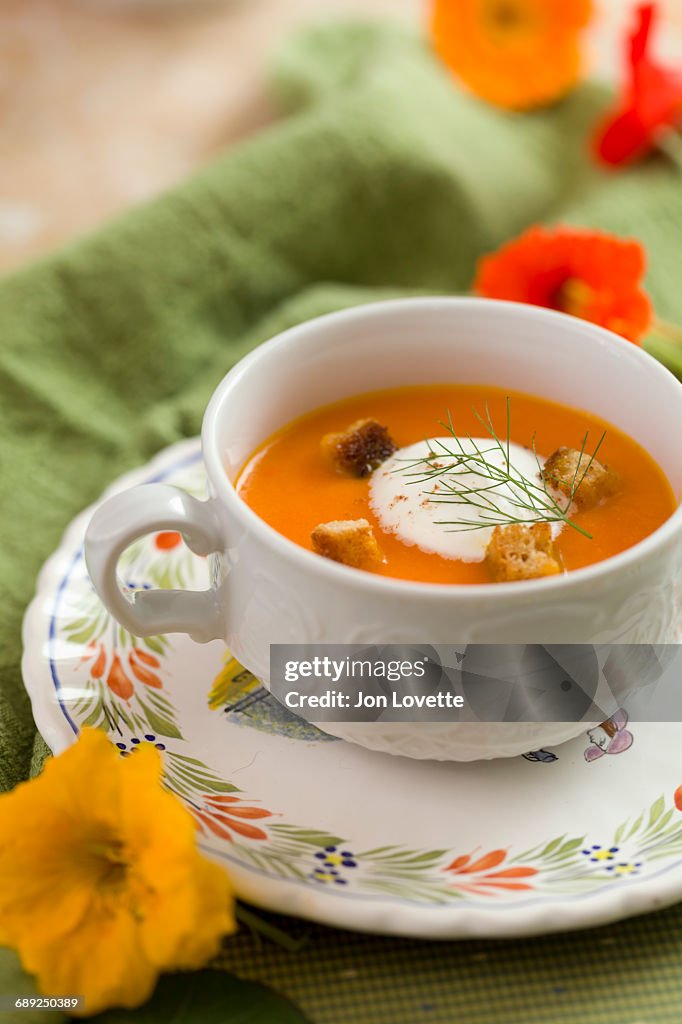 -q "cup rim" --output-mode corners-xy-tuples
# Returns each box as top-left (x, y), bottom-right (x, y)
(202, 296), (682, 599)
